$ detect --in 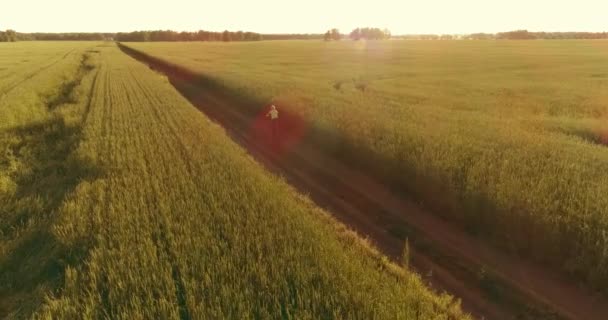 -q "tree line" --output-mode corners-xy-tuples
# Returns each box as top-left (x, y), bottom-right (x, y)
(349, 28), (391, 40)
(0, 30), (275, 42)
(0, 30), (264, 42)
(322, 27), (392, 41)
(3, 28), (608, 42)
(0, 30), (17, 42)
(115, 30), (263, 42)
(263, 33), (324, 40)
(0, 31), (113, 41)
(495, 30), (608, 40)
(398, 30), (608, 40)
